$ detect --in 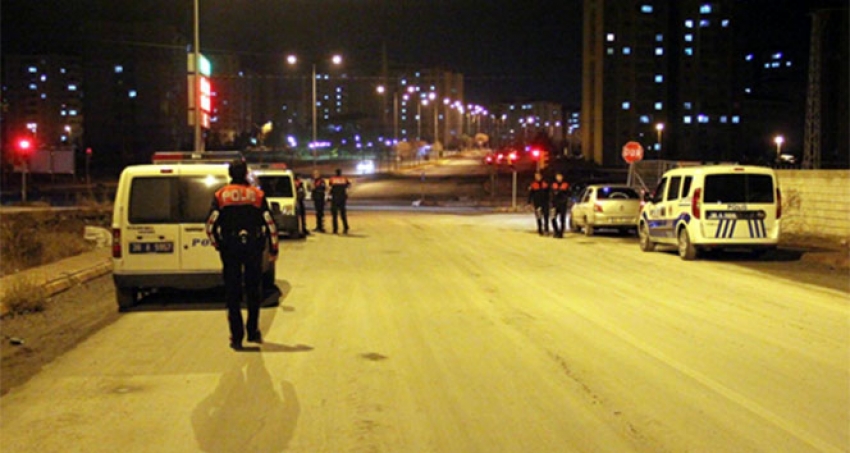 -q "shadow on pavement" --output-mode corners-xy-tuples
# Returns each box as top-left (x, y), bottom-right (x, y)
(125, 280), (291, 312)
